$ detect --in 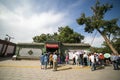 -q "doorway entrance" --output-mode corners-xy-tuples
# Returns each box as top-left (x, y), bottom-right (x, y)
(45, 43), (59, 53)
(46, 48), (58, 53)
